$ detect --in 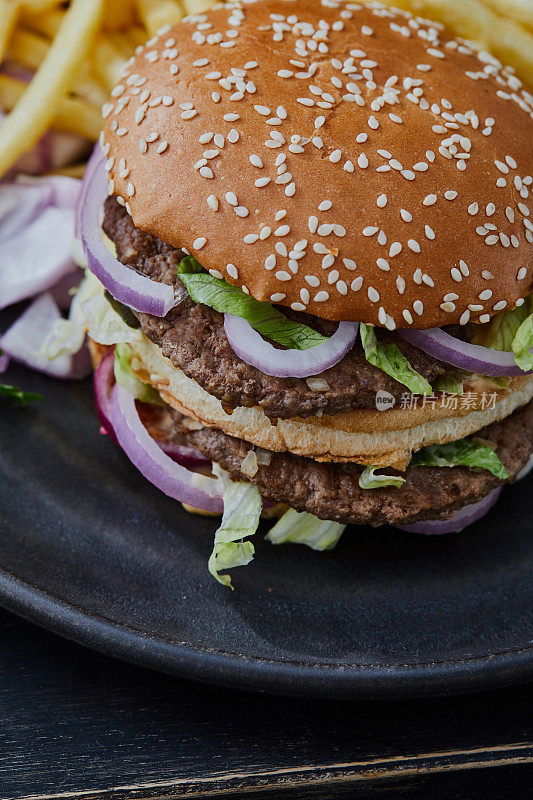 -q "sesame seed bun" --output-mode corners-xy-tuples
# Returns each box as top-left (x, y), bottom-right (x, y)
(129, 334), (533, 469)
(102, 0), (533, 329)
